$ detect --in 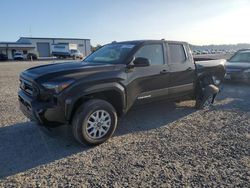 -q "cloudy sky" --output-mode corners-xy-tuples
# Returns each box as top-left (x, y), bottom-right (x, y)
(1, 0), (250, 45)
